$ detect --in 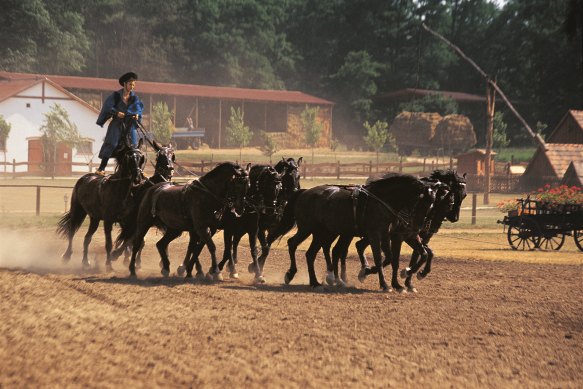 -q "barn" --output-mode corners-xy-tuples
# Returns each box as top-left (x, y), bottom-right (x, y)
(0, 71), (334, 149)
(0, 76), (101, 174)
